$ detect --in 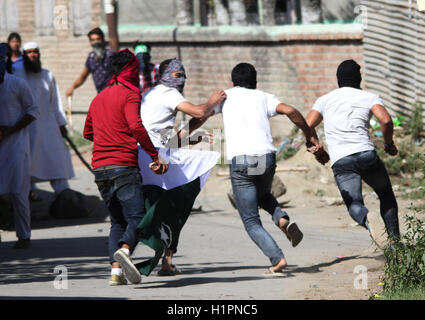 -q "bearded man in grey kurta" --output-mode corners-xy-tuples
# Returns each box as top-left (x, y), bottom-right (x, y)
(14, 42), (74, 197)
